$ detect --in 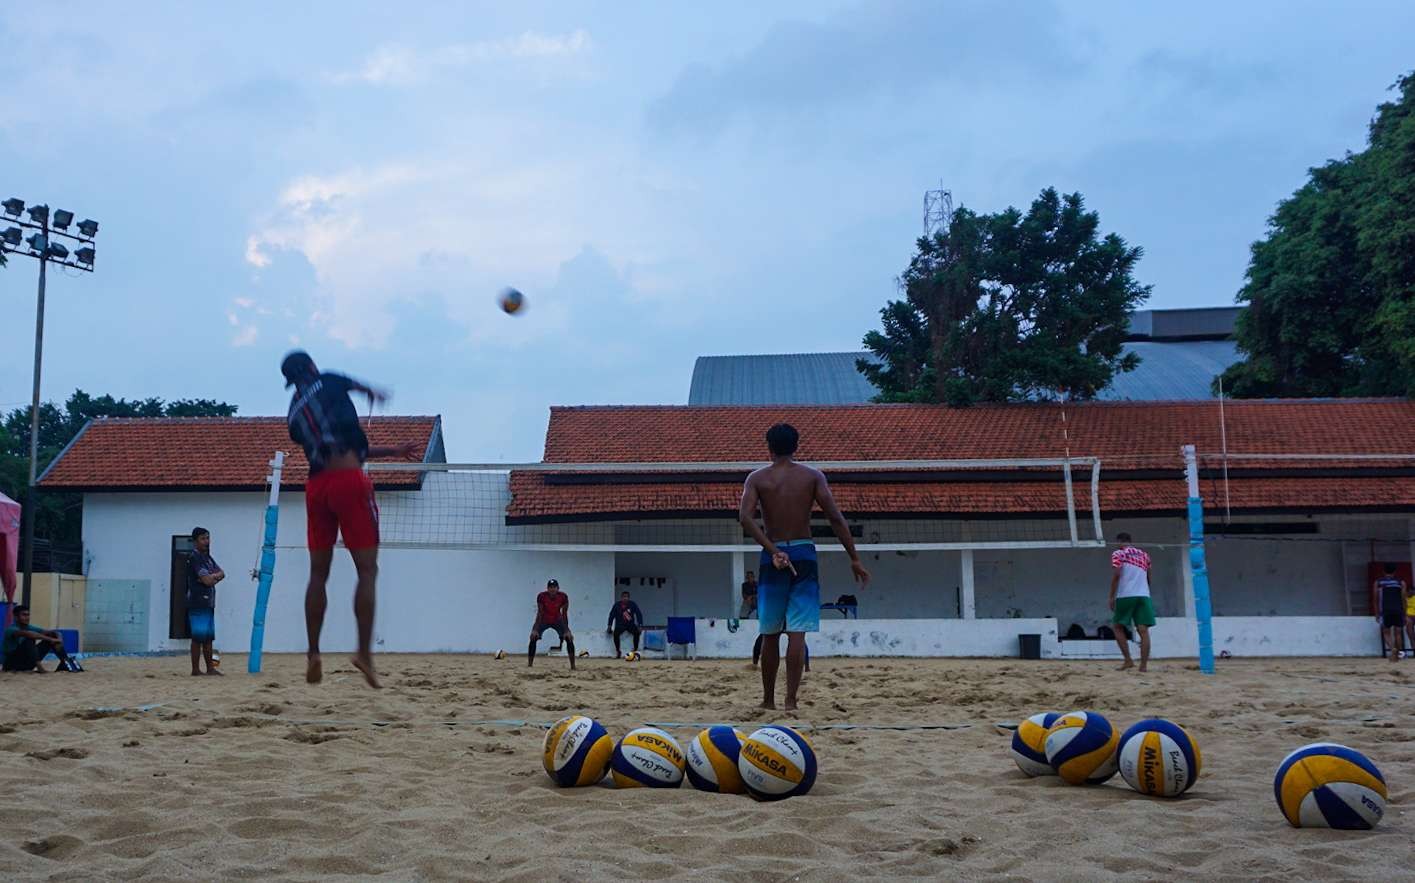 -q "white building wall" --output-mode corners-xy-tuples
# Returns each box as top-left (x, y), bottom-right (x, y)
(78, 487), (1406, 659)
(82, 492), (617, 655)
